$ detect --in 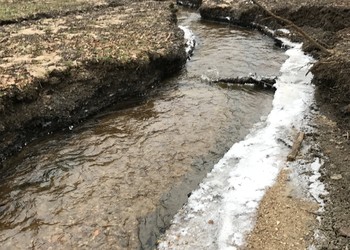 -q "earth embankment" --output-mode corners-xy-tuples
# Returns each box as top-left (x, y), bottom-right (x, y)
(0, 1), (187, 165)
